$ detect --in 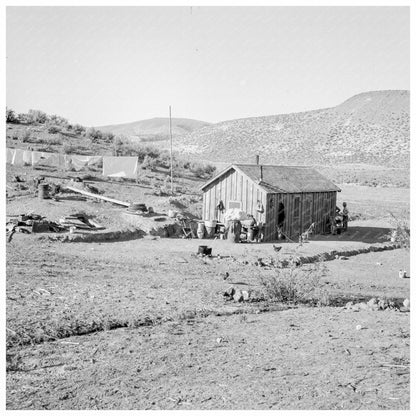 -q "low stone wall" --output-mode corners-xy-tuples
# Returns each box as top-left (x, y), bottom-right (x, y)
(39, 228), (145, 243)
(281, 242), (402, 267)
